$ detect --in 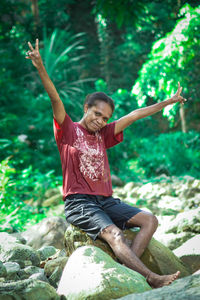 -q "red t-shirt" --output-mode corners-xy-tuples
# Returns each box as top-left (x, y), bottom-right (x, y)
(53, 113), (123, 199)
